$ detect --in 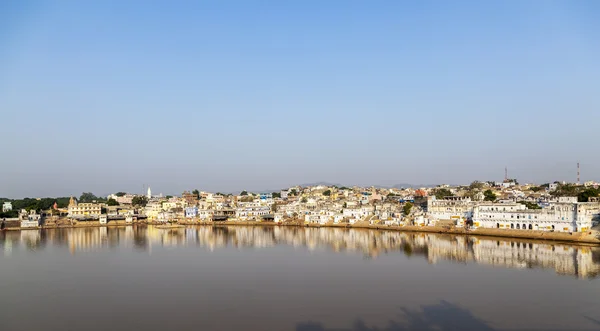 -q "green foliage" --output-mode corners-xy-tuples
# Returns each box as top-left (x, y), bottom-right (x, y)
(517, 201), (541, 209)
(192, 189), (200, 198)
(339, 186), (350, 190)
(271, 202), (278, 212)
(289, 189), (298, 196)
(272, 192), (281, 198)
(79, 192), (101, 203)
(403, 202), (413, 216)
(115, 192), (126, 197)
(132, 195), (148, 207)
(322, 190), (331, 196)
(106, 198), (119, 206)
(578, 188), (600, 202)
(301, 197), (308, 203)
(529, 186), (544, 192)
(469, 181), (485, 190)
(239, 195), (253, 202)
(550, 183), (579, 197)
(0, 210), (18, 218)
(240, 190), (248, 196)
(1, 197), (71, 213)
(166, 195), (173, 199)
(434, 188), (453, 199)
(483, 189), (497, 202)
